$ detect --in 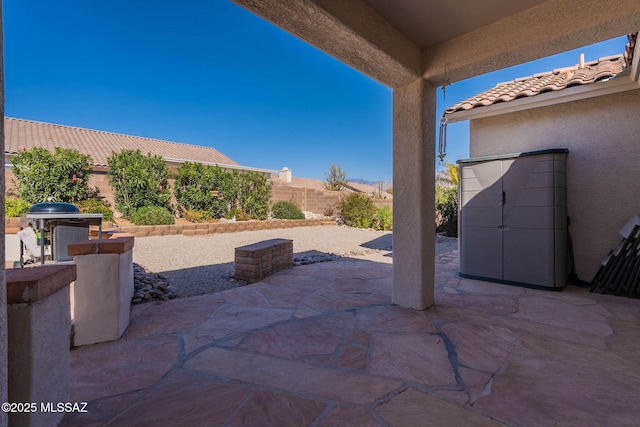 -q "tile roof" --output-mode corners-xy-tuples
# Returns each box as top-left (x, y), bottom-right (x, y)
(4, 117), (239, 167)
(444, 34), (636, 116)
(271, 174), (327, 190)
(344, 181), (388, 195)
